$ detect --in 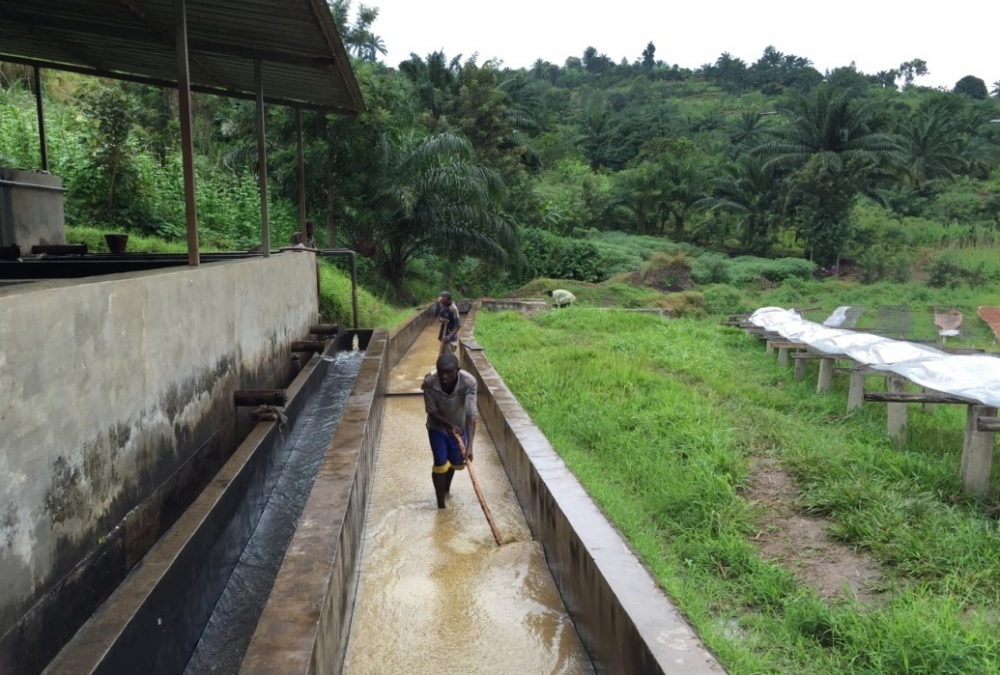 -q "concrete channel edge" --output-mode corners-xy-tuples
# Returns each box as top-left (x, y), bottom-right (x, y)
(241, 304), (437, 675)
(459, 300), (727, 675)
